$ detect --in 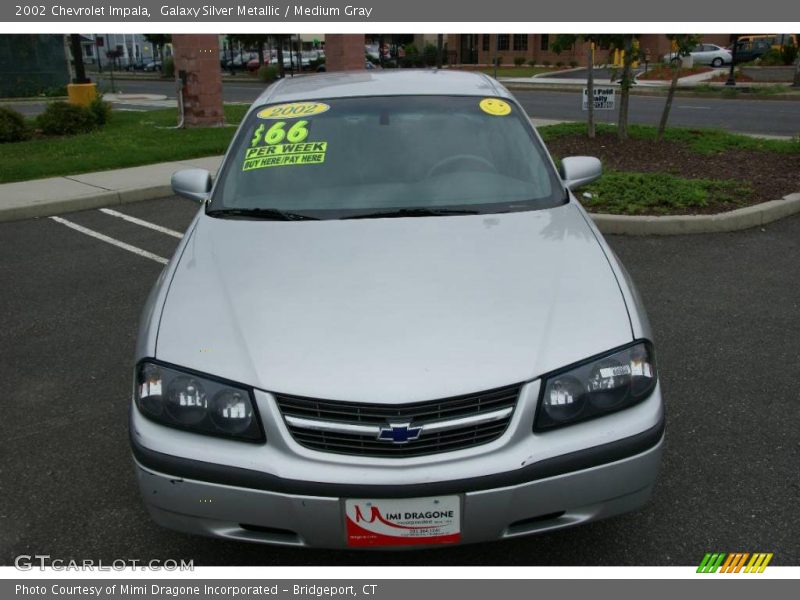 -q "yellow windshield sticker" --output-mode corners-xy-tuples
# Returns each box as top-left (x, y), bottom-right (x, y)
(243, 119), (326, 171)
(251, 121), (310, 146)
(243, 142), (328, 170)
(257, 102), (330, 120)
(479, 98), (511, 116)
